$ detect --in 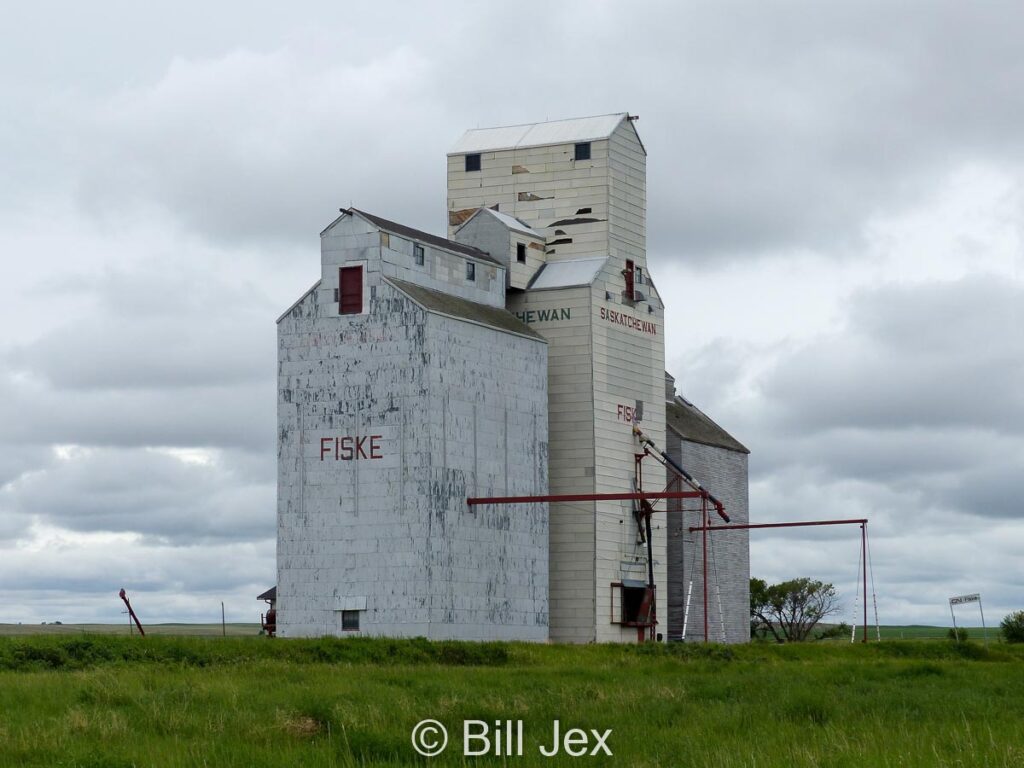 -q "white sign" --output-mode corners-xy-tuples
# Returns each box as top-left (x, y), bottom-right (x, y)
(949, 593), (981, 606)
